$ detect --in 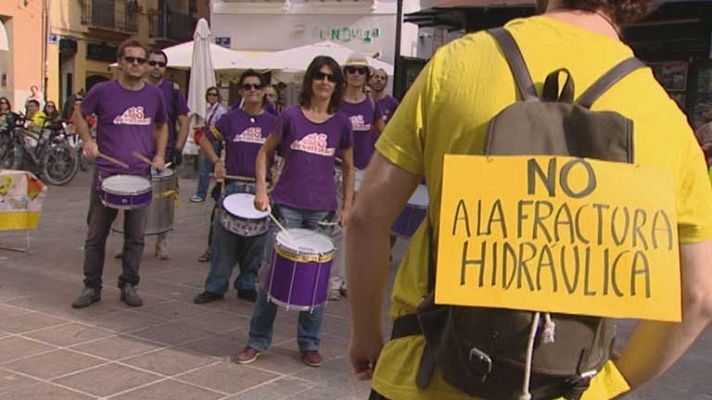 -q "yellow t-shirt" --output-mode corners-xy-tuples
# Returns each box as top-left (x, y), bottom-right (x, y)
(373, 16), (712, 400)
